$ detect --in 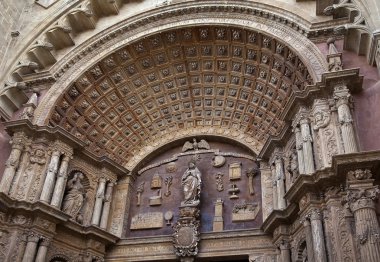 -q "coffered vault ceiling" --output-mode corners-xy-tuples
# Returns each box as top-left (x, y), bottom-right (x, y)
(48, 26), (313, 167)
